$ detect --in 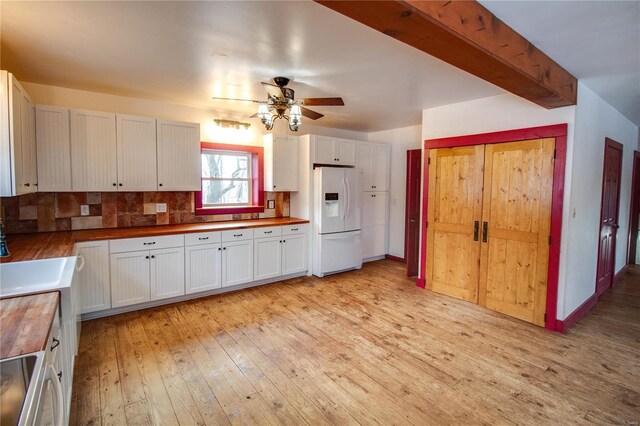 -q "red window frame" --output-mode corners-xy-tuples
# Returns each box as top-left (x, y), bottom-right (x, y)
(195, 142), (264, 215)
